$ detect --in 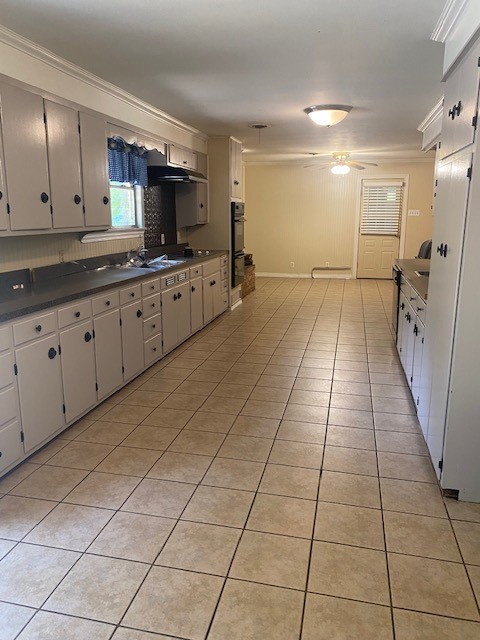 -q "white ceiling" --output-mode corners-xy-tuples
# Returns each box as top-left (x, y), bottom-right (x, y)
(0, 0), (446, 162)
